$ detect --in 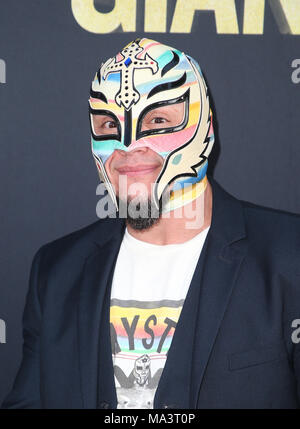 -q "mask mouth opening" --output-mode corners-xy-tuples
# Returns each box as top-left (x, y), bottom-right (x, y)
(136, 89), (190, 140)
(89, 106), (122, 142)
